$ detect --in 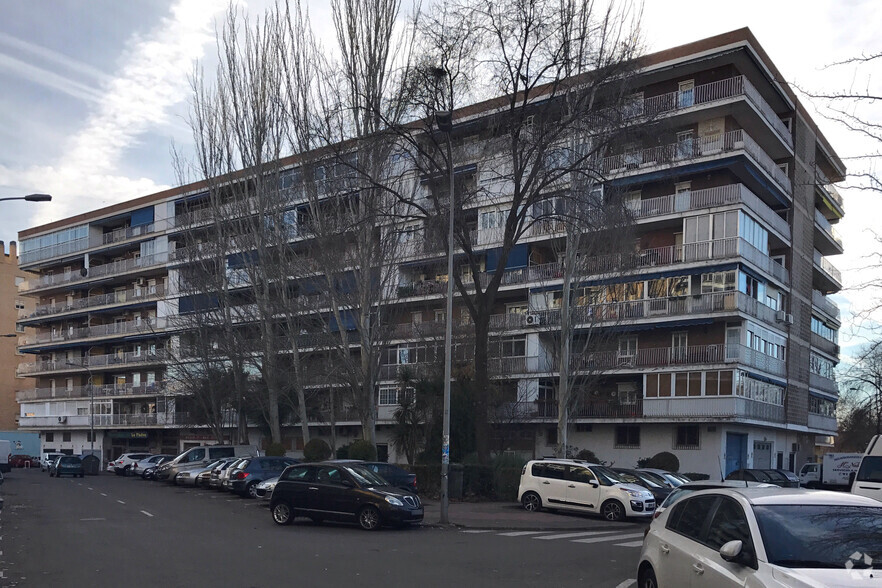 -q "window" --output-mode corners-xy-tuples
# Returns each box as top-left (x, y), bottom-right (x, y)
(618, 337), (638, 362)
(479, 209), (505, 230)
(667, 495), (716, 541)
(62, 432), (71, 442)
(498, 336), (527, 358)
(705, 497), (753, 551)
(568, 466), (597, 484)
(45, 432), (54, 442)
(282, 465), (313, 482)
(675, 424), (700, 449)
(677, 80), (695, 108)
(533, 462), (566, 480)
(615, 425), (640, 448)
